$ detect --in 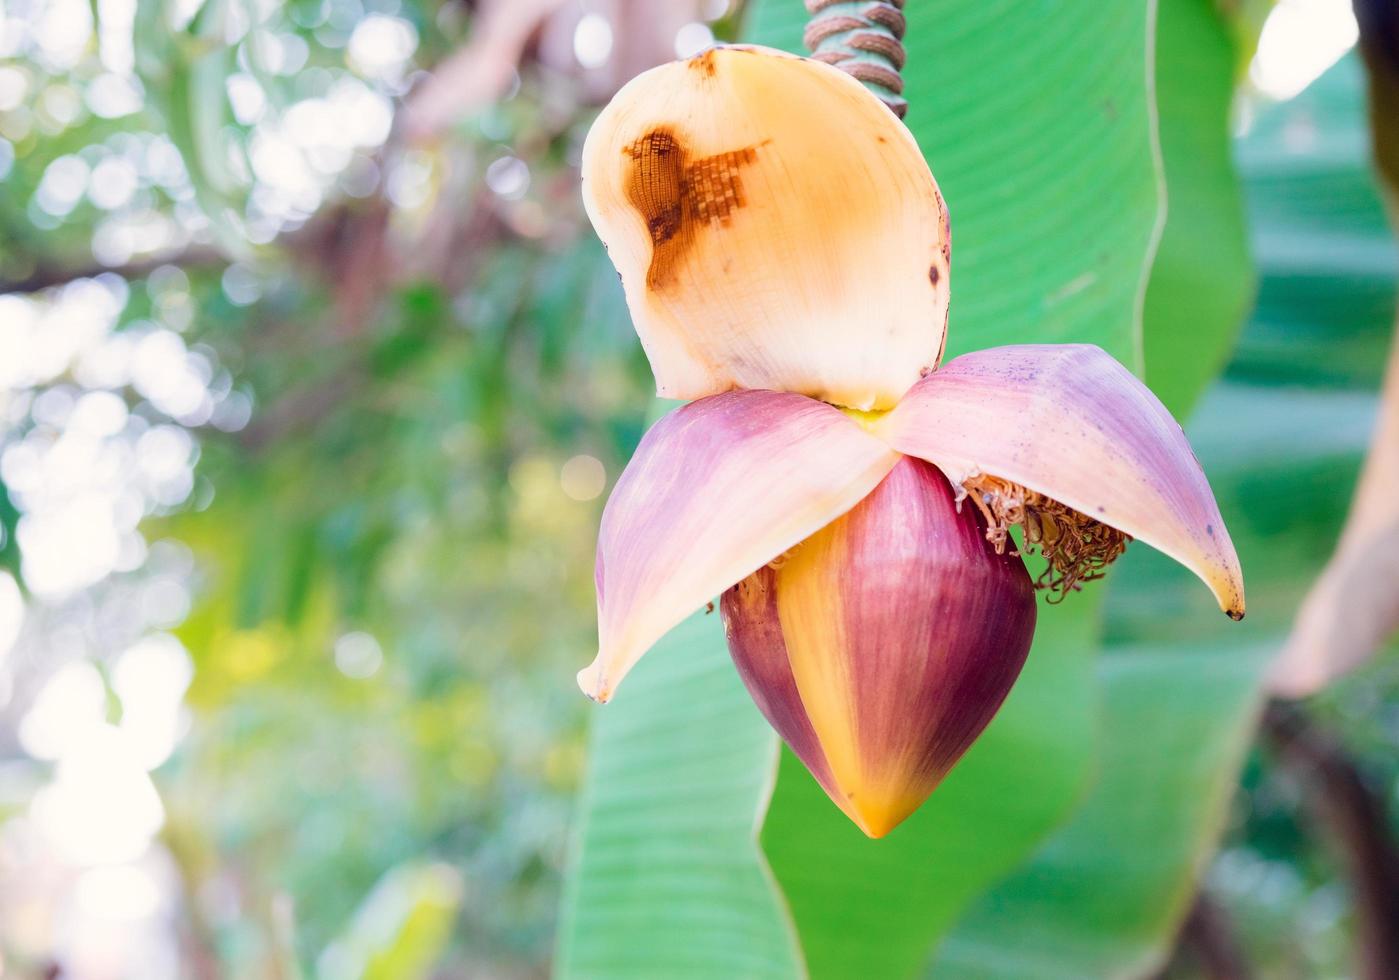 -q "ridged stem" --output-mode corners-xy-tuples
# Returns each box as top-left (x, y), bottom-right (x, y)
(803, 0), (908, 118)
